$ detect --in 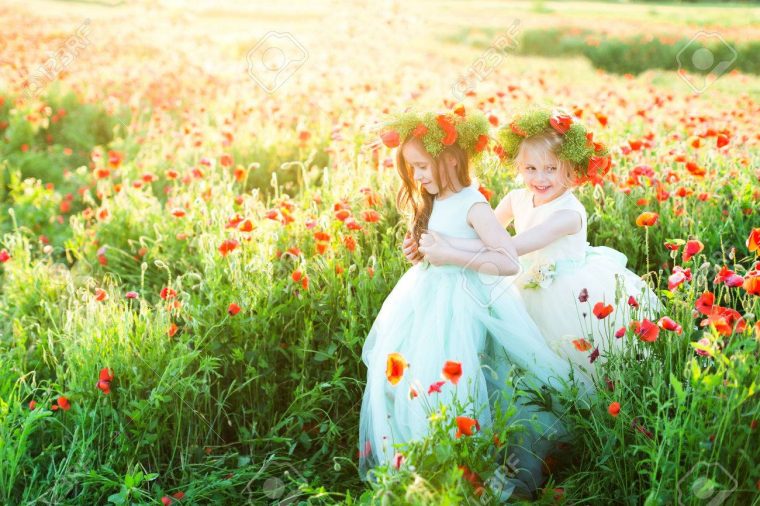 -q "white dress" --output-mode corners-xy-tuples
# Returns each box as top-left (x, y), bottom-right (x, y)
(509, 188), (661, 378)
(358, 183), (593, 498)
